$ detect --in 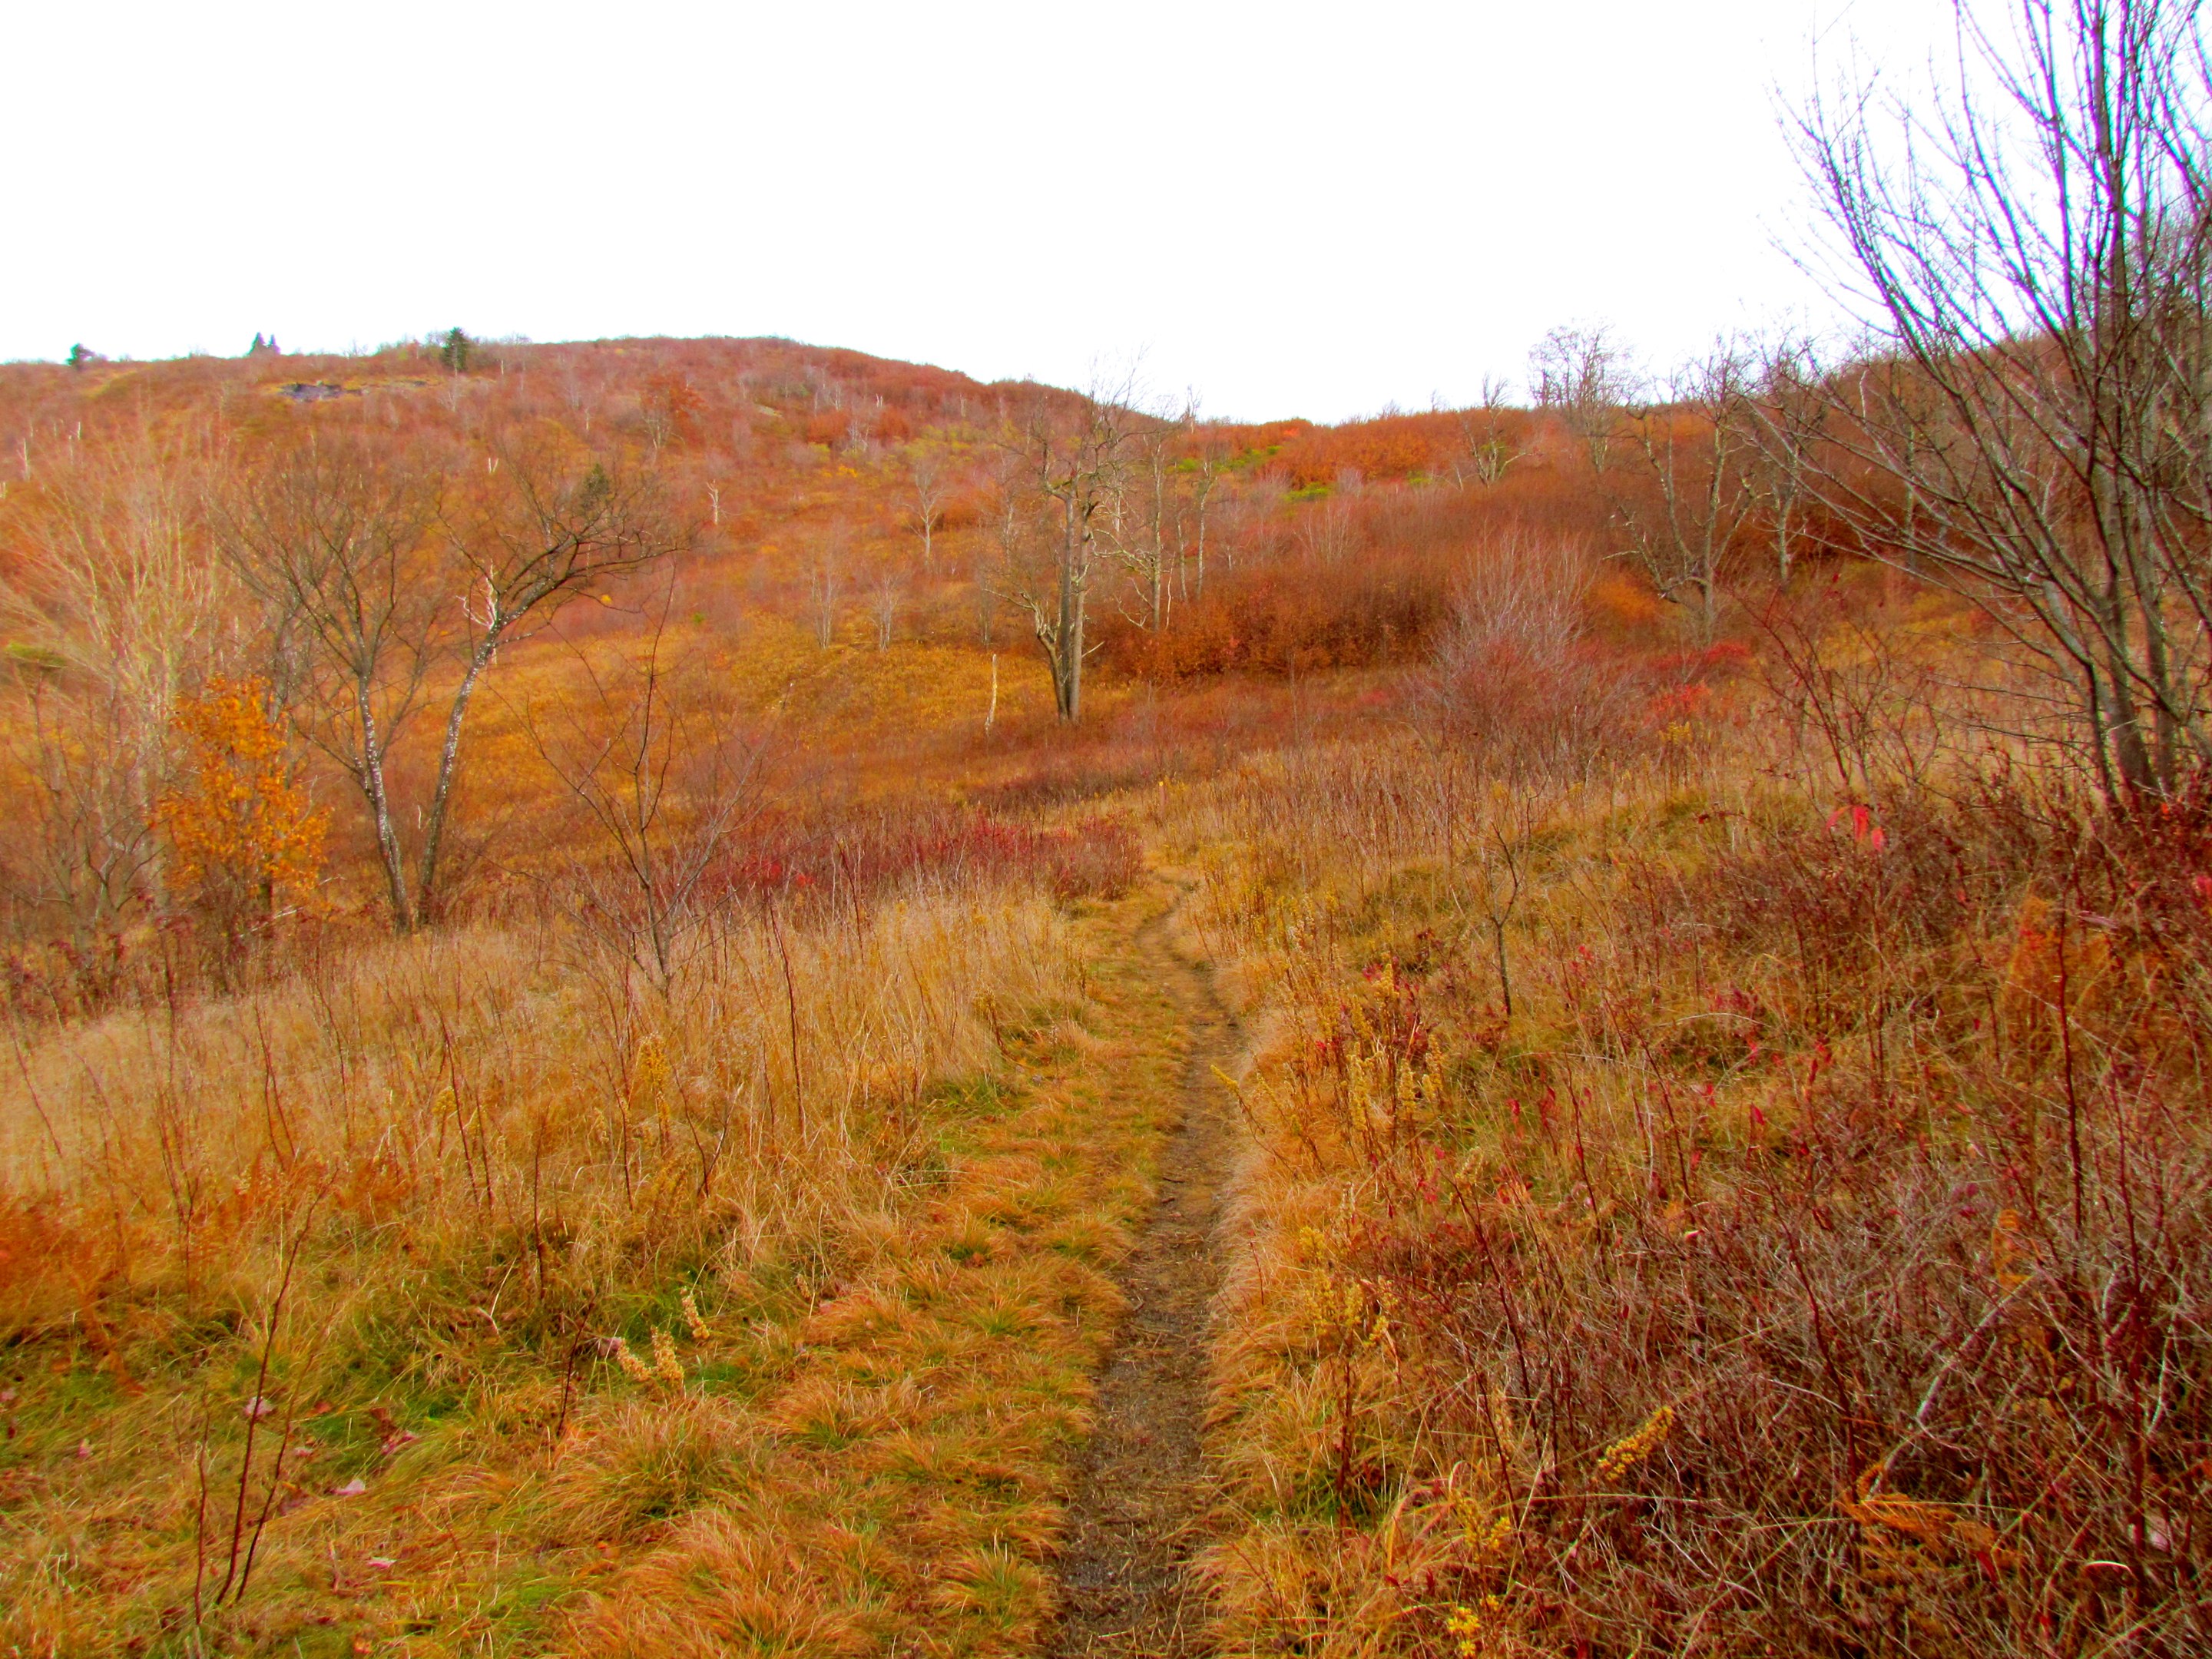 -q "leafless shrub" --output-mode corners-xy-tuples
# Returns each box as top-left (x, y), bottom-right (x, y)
(806, 528), (846, 649)
(1420, 532), (1646, 780)
(515, 578), (767, 998)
